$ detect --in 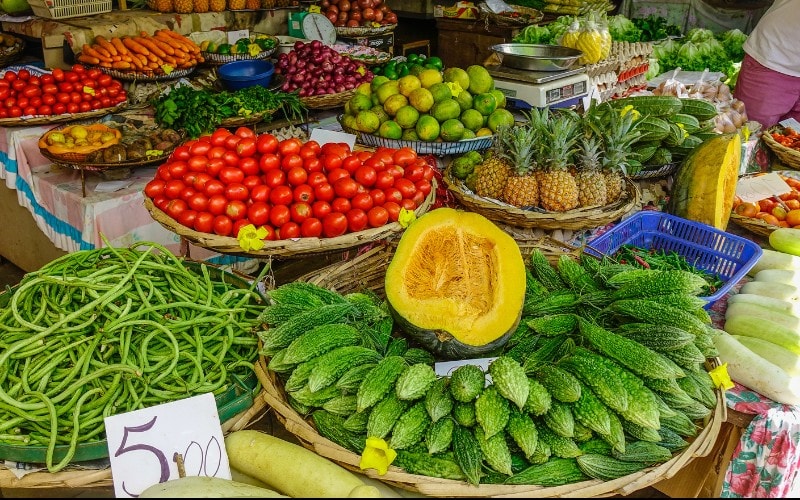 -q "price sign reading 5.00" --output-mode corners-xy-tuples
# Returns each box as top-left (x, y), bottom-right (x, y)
(104, 393), (231, 498)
